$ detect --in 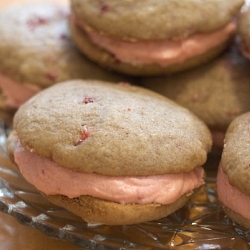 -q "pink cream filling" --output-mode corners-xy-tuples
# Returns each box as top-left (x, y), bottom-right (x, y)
(0, 72), (40, 108)
(14, 140), (205, 205)
(74, 15), (236, 66)
(211, 130), (225, 148)
(217, 164), (250, 220)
